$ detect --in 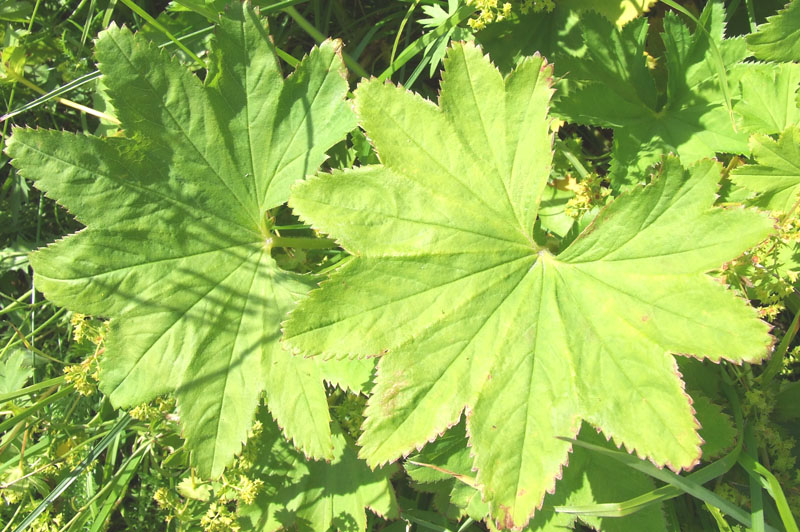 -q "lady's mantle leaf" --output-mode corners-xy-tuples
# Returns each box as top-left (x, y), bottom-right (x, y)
(239, 411), (398, 532)
(747, 0), (800, 62)
(284, 42), (773, 528)
(5, 3), (355, 477)
(731, 127), (800, 212)
(734, 63), (800, 135)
